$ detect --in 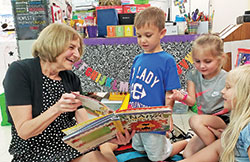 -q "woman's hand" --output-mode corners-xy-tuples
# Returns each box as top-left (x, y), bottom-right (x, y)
(110, 129), (136, 145)
(53, 93), (82, 114)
